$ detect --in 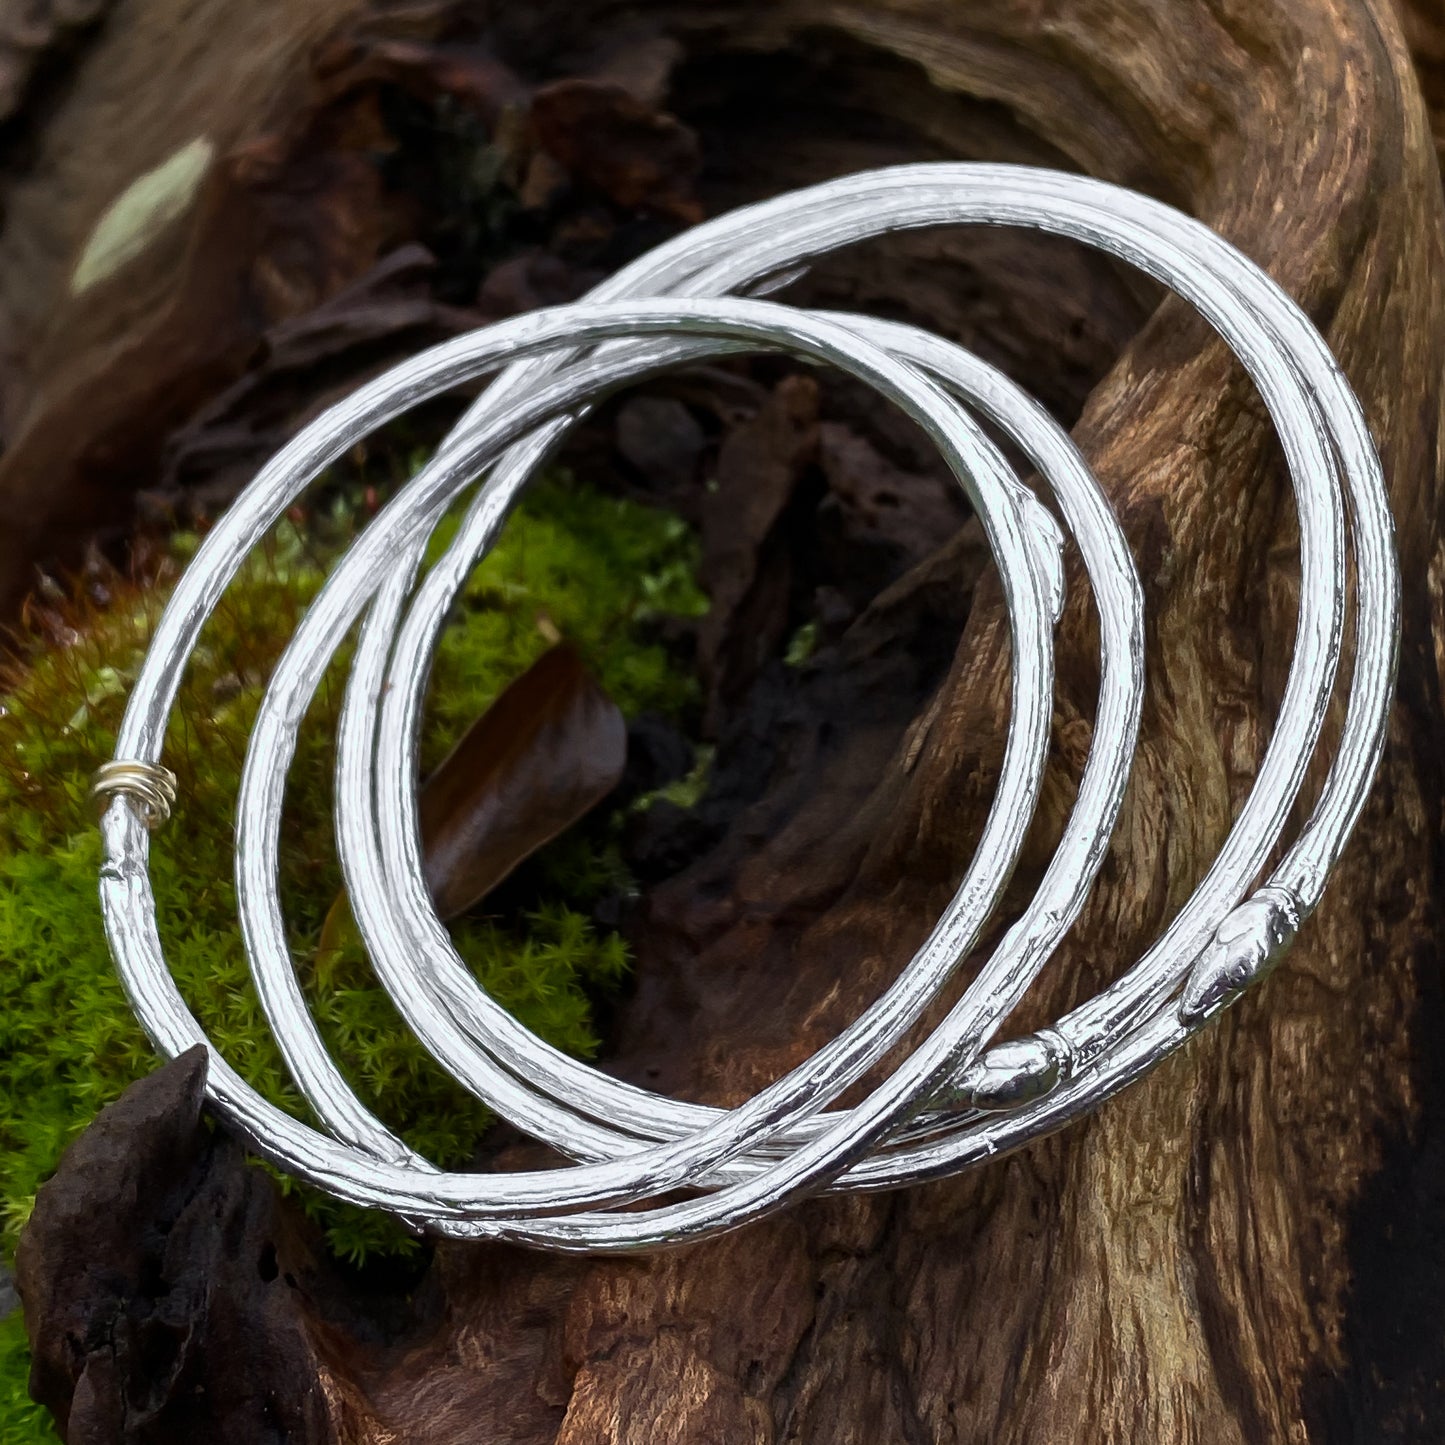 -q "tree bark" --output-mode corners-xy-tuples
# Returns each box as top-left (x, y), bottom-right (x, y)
(10, 0), (1445, 1441)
